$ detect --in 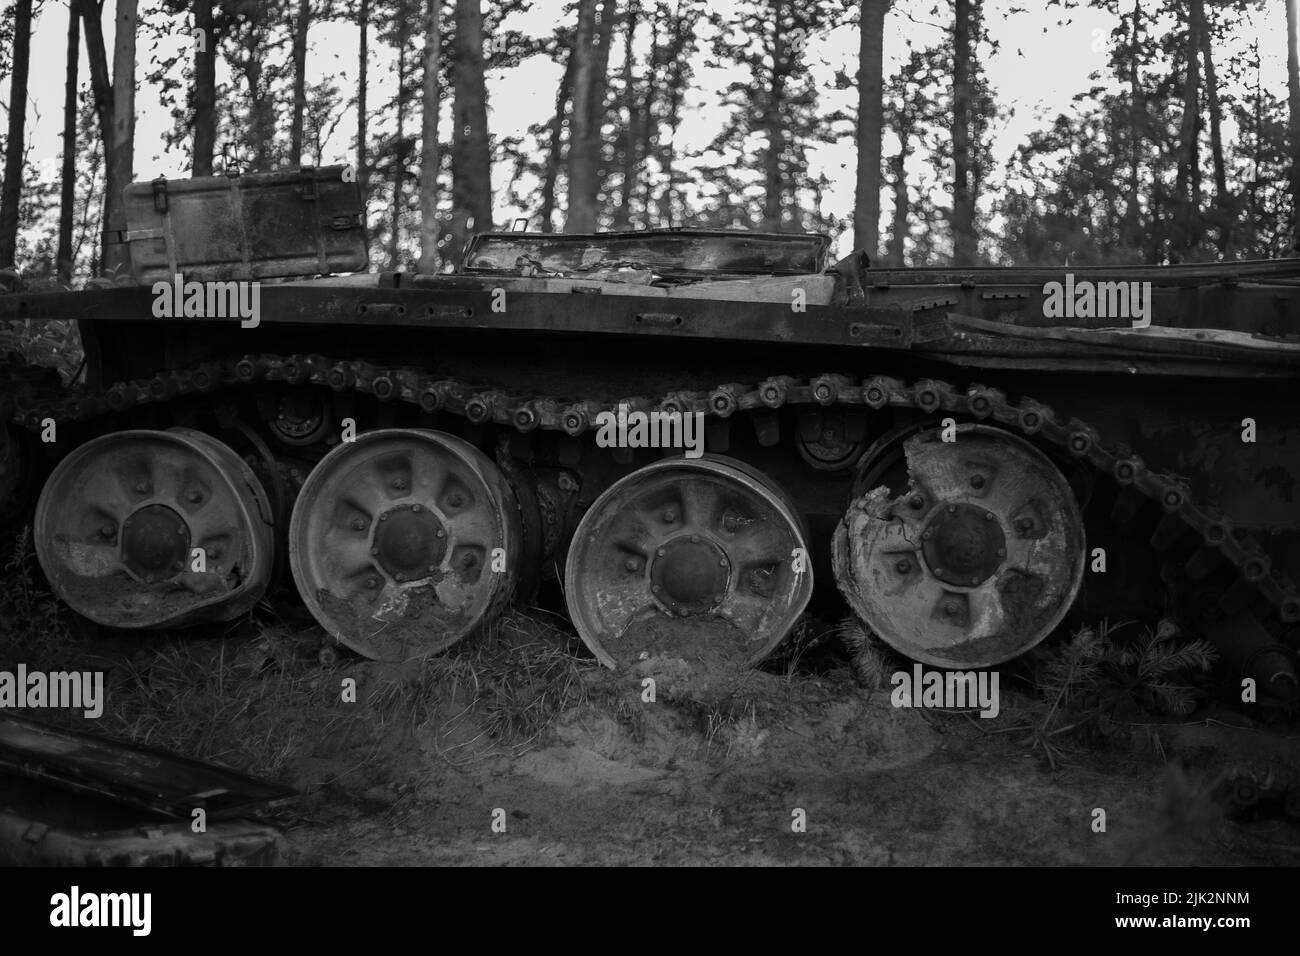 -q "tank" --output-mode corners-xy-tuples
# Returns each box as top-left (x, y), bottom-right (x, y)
(2, 168), (1298, 703)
